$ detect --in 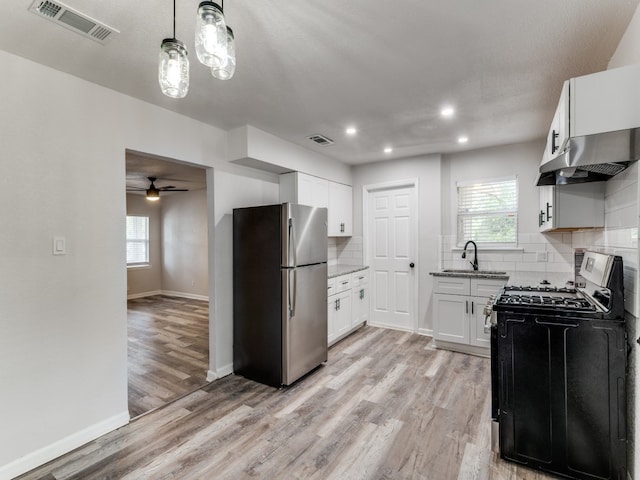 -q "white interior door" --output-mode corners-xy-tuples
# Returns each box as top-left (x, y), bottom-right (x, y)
(367, 185), (417, 331)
